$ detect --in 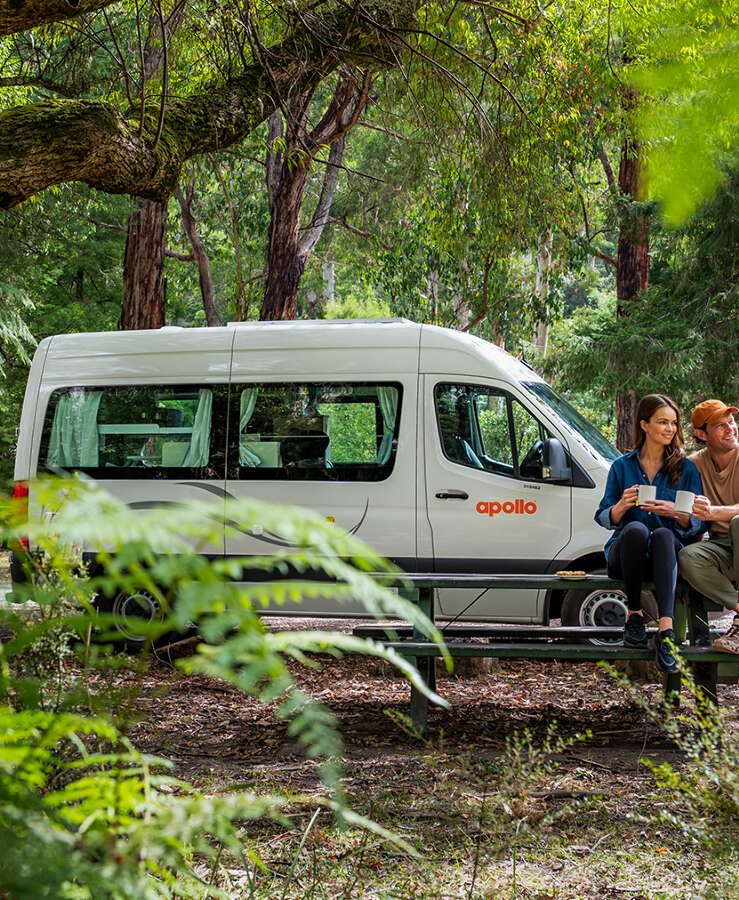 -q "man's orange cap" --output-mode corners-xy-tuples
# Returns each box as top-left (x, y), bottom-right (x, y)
(691, 399), (739, 430)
